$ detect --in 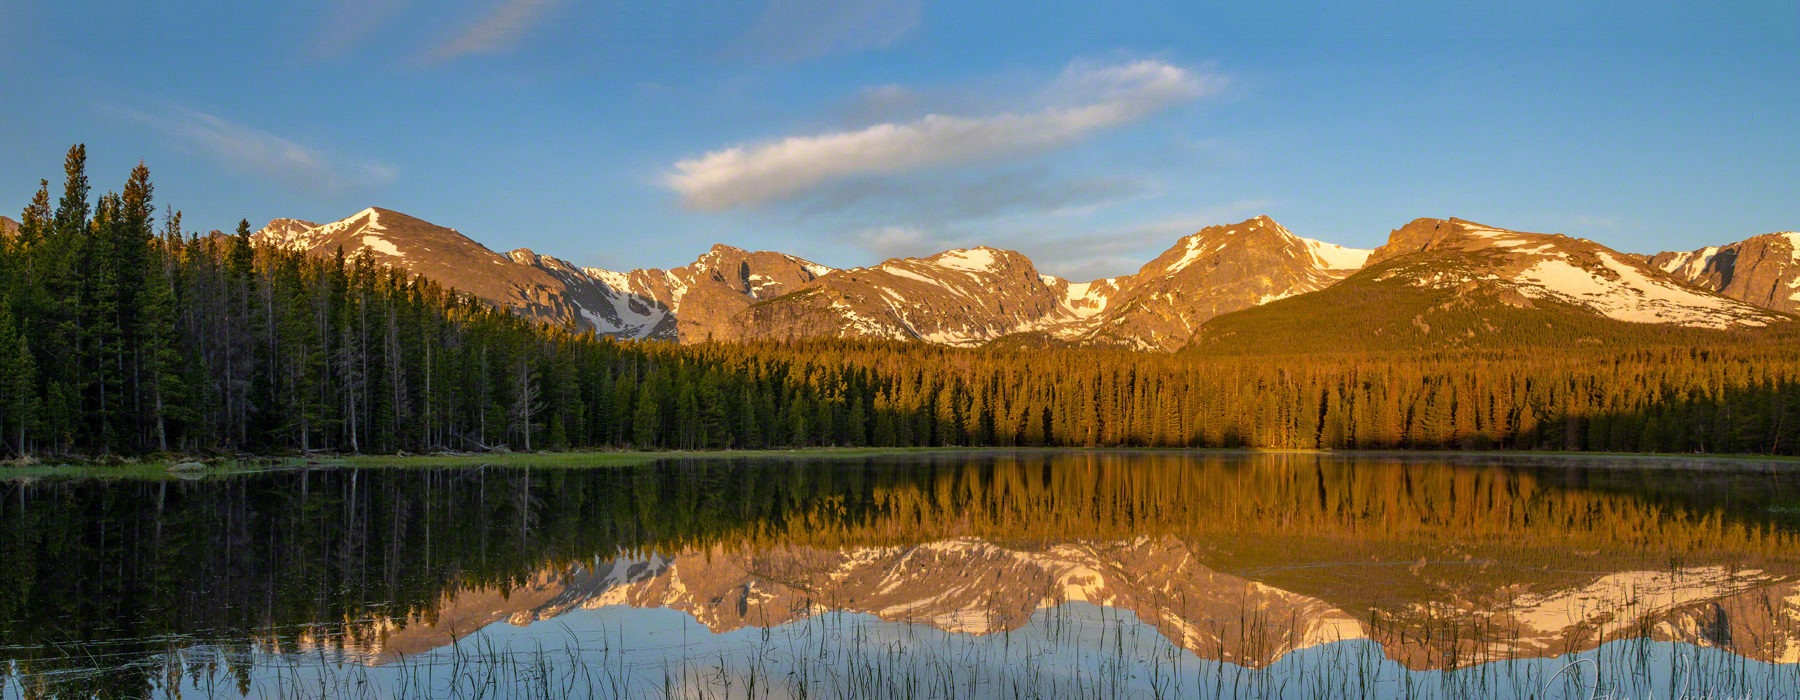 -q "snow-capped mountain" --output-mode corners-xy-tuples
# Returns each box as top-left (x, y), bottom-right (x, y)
(253, 209), (831, 341)
(1059, 215), (1373, 350)
(1190, 218), (1791, 353)
(252, 217), (321, 250)
(257, 209), (1372, 350)
(251, 208), (641, 335)
(733, 216), (1374, 351)
(344, 537), (1800, 670)
(255, 210), (1793, 352)
(1361, 218), (1784, 329)
(731, 246), (1087, 345)
(552, 243), (835, 342)
(1649, 231), (1800, 315)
